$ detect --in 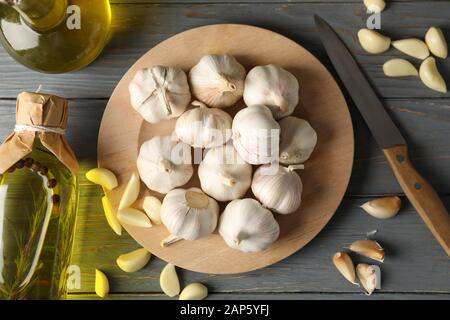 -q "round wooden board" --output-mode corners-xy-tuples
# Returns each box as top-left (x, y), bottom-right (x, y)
(98, 24), (354, 274)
